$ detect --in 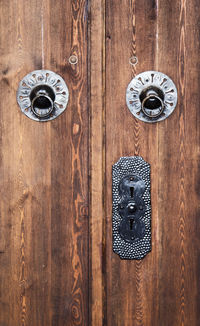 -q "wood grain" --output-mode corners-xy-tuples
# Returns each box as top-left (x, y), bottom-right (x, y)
(0, 0), (200, 325)
(157, 1), (200, 325)
(104, 0), (200, 325)
(89, 0), (106, 325)
(44, 1), (89, 325)
(0, 0), (89, 325)
(105, 1), (159, 325)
